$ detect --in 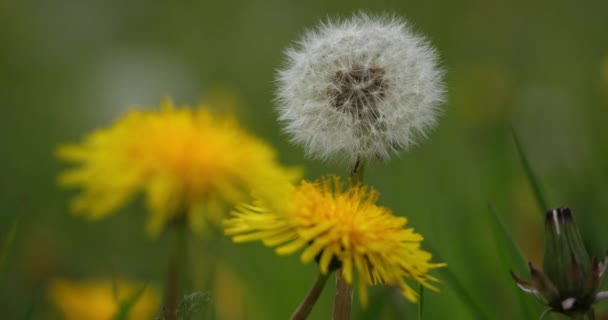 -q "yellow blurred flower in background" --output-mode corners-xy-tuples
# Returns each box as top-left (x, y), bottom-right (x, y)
(48, 278), (160, 320)
(57, 98), (299, 236)
(225, 176), (445, 306)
